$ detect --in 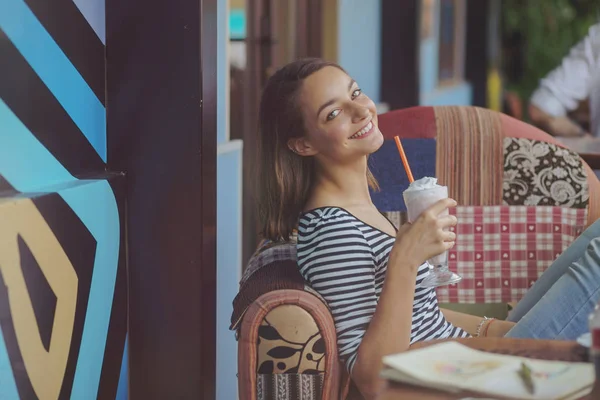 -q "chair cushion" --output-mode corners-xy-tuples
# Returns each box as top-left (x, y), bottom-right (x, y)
(434, 106), (505, 205)
(257, 305), (325, 374)
(376, 106), (600, 227)
(503, 138), (588, 208)
(257, 373), (324, 400)
(438, 205), (587, 303)
(384, 206), (588, 303)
